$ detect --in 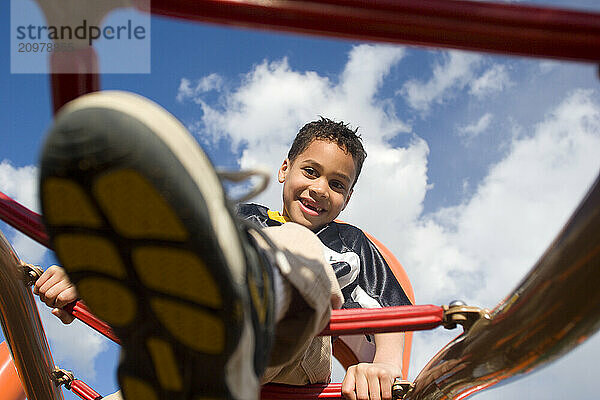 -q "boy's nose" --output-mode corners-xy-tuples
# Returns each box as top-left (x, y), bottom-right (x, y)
(309, 180), (329, 199)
